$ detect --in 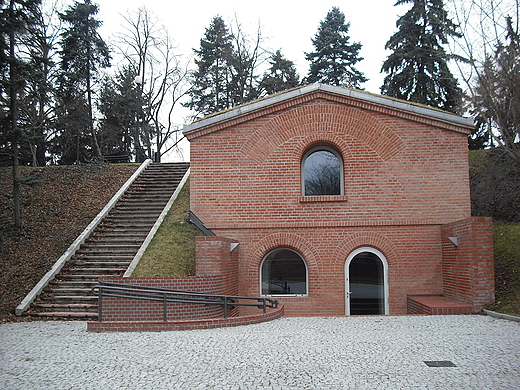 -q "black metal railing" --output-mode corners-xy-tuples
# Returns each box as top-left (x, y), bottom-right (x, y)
(91, 282), (279, 322)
